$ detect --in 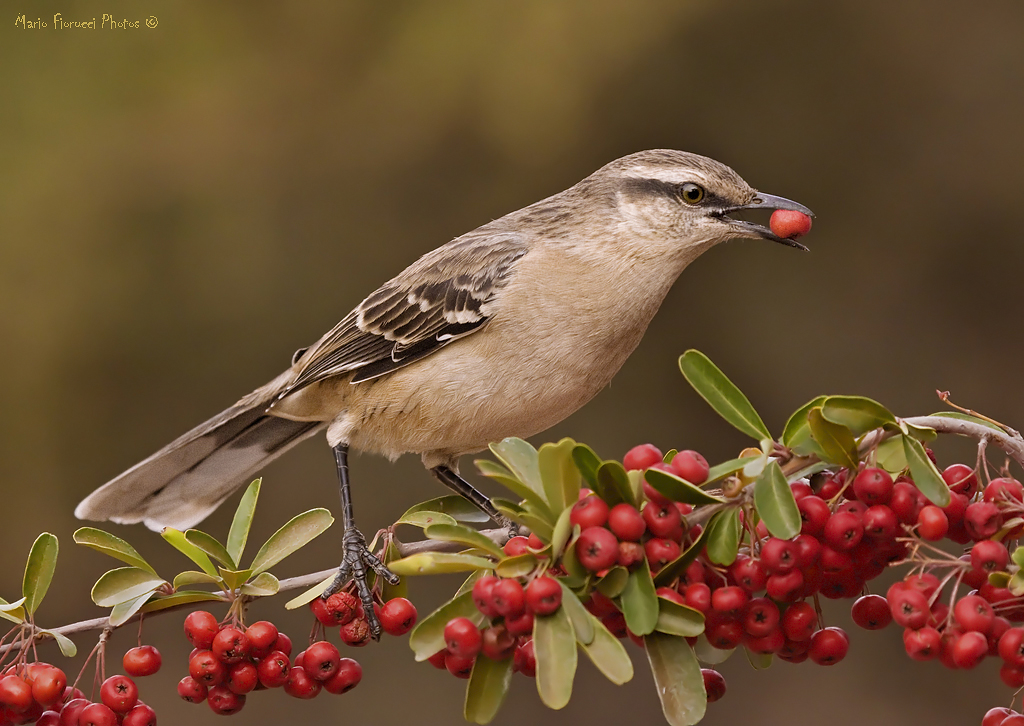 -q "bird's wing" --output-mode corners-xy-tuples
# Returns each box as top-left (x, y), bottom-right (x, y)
(281, 230), (529, 393)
